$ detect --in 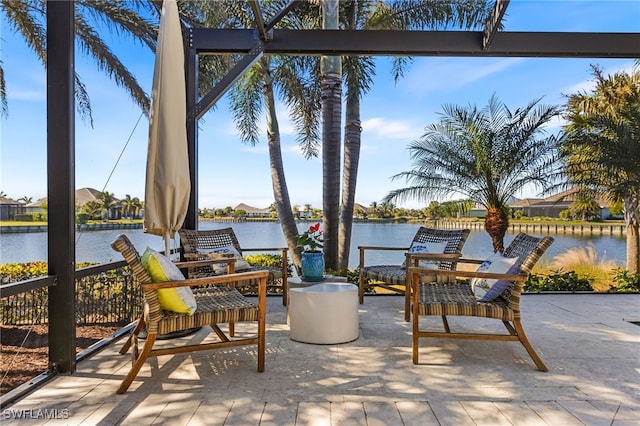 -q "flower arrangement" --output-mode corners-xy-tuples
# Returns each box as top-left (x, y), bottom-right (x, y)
(297, 222), (323, 252)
